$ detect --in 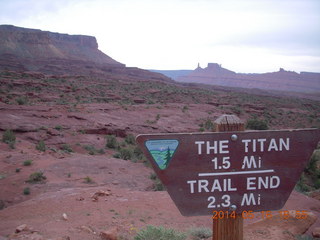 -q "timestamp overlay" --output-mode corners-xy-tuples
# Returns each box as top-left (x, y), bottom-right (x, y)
(136, 129), (320, 216)
(212, 210), (309, 220)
